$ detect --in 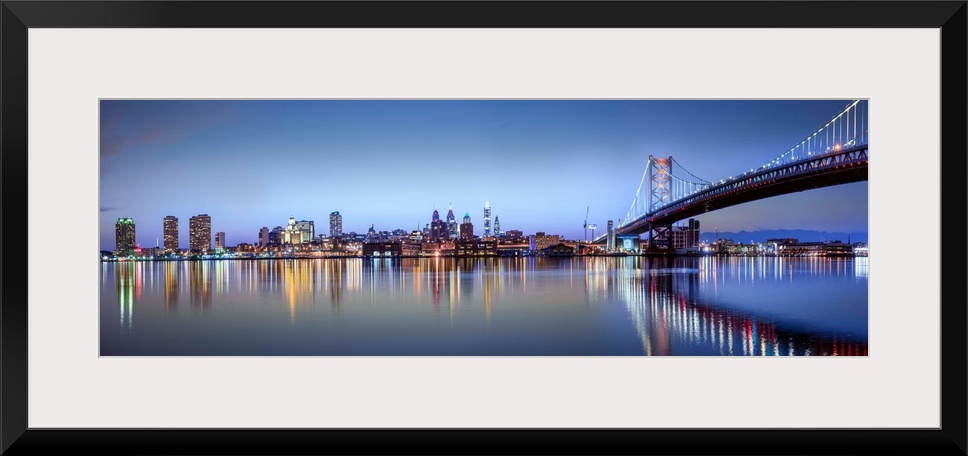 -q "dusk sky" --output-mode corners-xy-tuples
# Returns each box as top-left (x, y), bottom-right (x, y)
(99, 100), (868, 250)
